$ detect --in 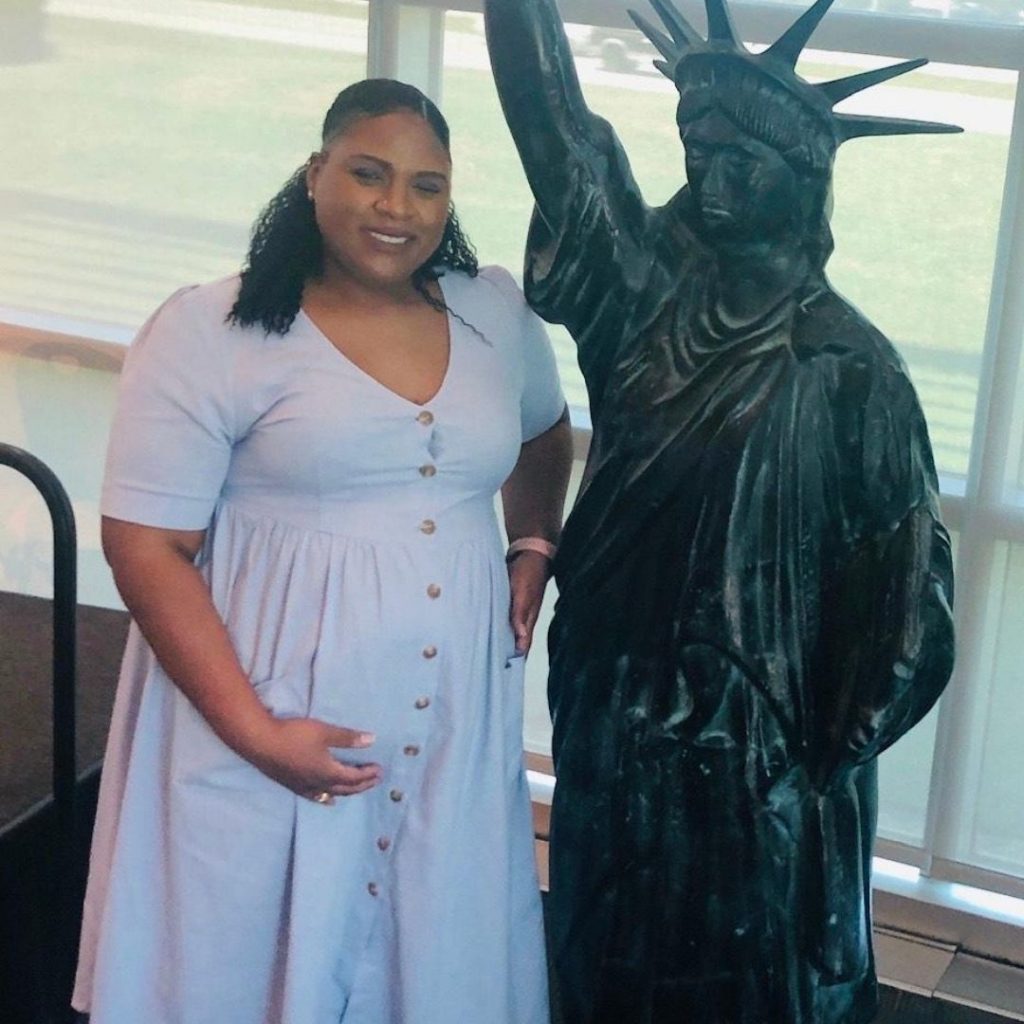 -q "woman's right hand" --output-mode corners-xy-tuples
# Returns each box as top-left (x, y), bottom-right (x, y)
(245, 717), (383, 804)
(101, 519), (384, 807)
